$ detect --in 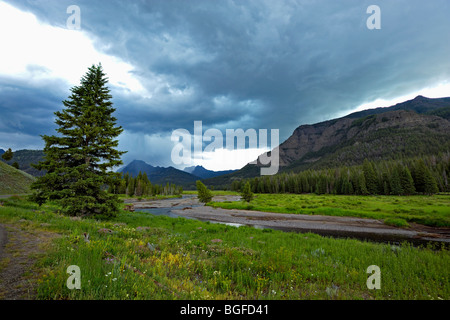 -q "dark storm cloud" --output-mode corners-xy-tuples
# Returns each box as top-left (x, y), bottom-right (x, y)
(2, 0), (450, 166)
(0, 76), (62, 136)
